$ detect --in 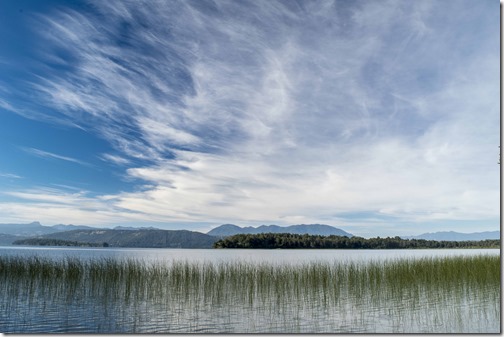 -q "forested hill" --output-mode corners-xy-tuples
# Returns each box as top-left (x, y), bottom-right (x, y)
(36, 229), (218, 248)
(13, 238), (106, 247)
(213, 233), (500, 249)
